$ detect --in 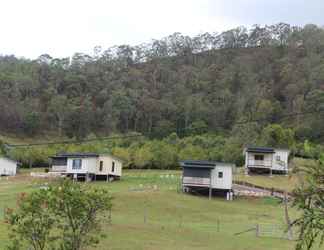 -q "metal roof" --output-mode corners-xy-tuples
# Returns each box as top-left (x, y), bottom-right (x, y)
(179, 160), (234, 169)
(50, 152), (123, 162)
(246, 147), (275, 153)
(52, 153), (99, 158)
